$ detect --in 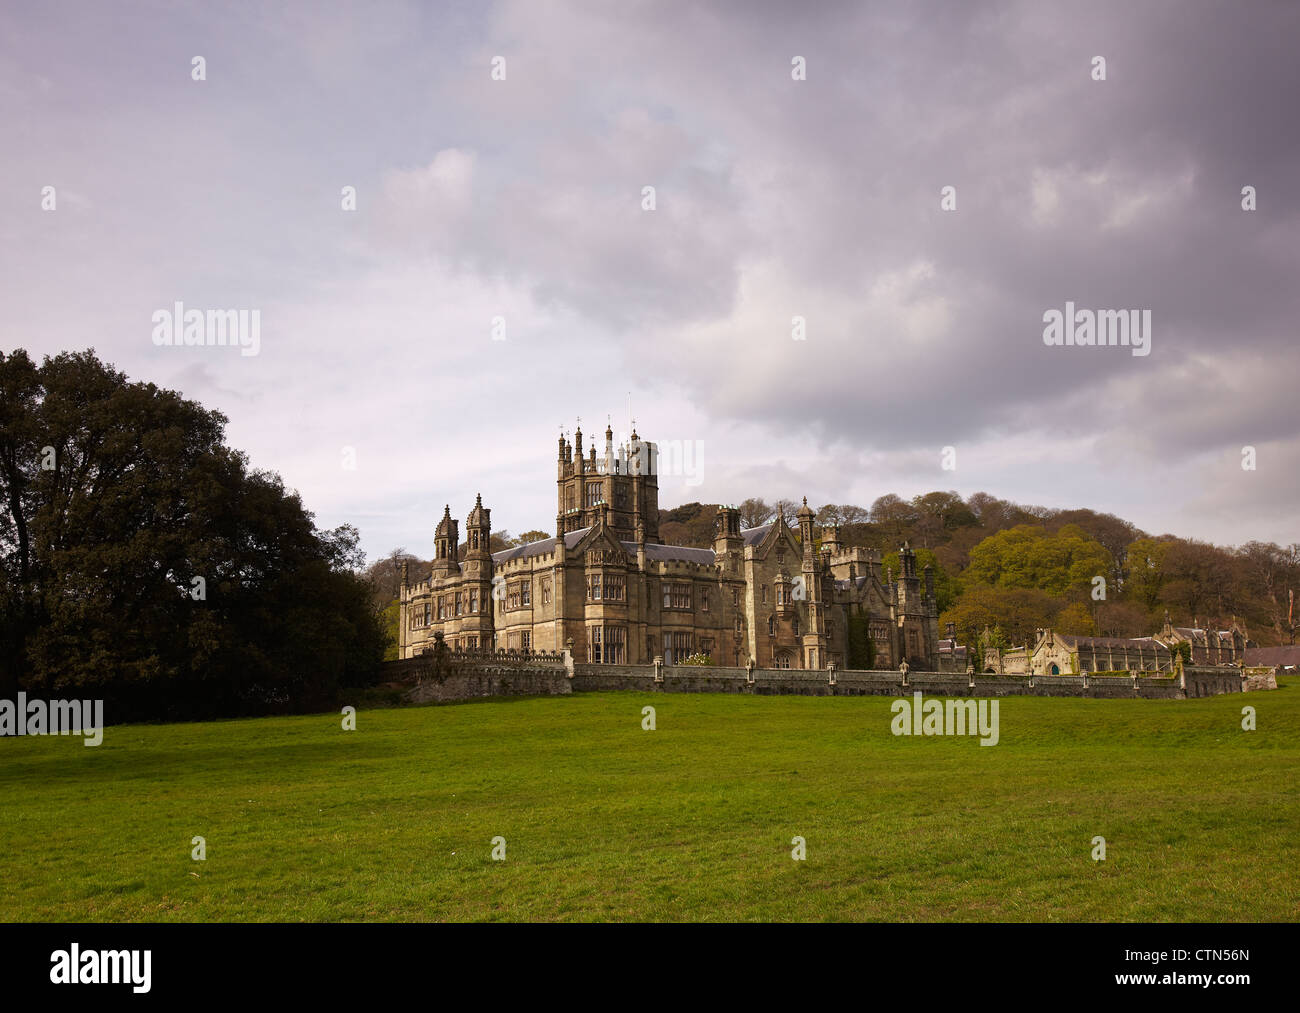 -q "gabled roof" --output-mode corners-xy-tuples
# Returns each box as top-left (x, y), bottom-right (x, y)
(740, 523), (772, 546)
